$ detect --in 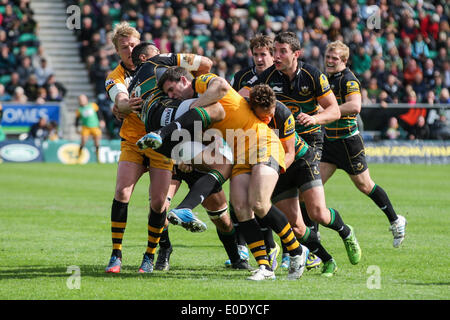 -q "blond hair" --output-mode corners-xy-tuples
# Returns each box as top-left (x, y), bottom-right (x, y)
(326, 40), (350, 62)
(111, 21), (140, 50)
